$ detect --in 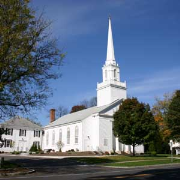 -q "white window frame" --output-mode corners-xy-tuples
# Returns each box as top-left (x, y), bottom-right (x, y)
(4, 139), (12, 148)
(6, 128), (13, 135)
(75, 126), (79, 144)
(59, 129), (62, 142)
(46, 131), (49, 146)
(19, 129), (26, 136)
(67, 128), (70, 144)
(52, 130), (55, 146)
(34, 130), (40, 137)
